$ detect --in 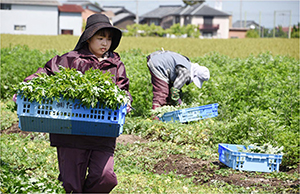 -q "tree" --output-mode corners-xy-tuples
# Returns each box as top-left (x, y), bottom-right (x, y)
(94, 2), (100, 7)
(183, 0), (205, 6)
(291, 23), (299, 38)
(275, 26), (288, 38)
(246, 29), (259, 38)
